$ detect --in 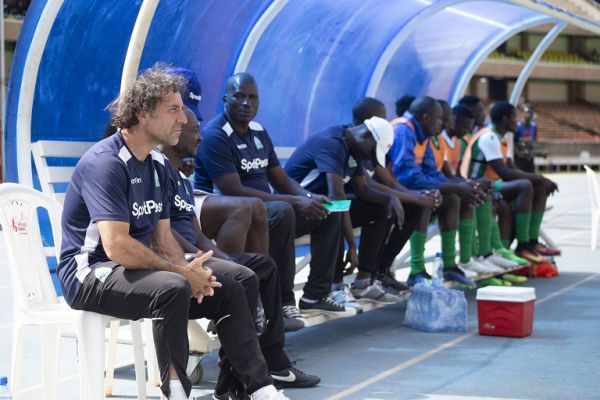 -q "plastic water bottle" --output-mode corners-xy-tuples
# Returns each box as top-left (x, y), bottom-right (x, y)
(0, 376), (11, 399)
(432, 252), (443, 287)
